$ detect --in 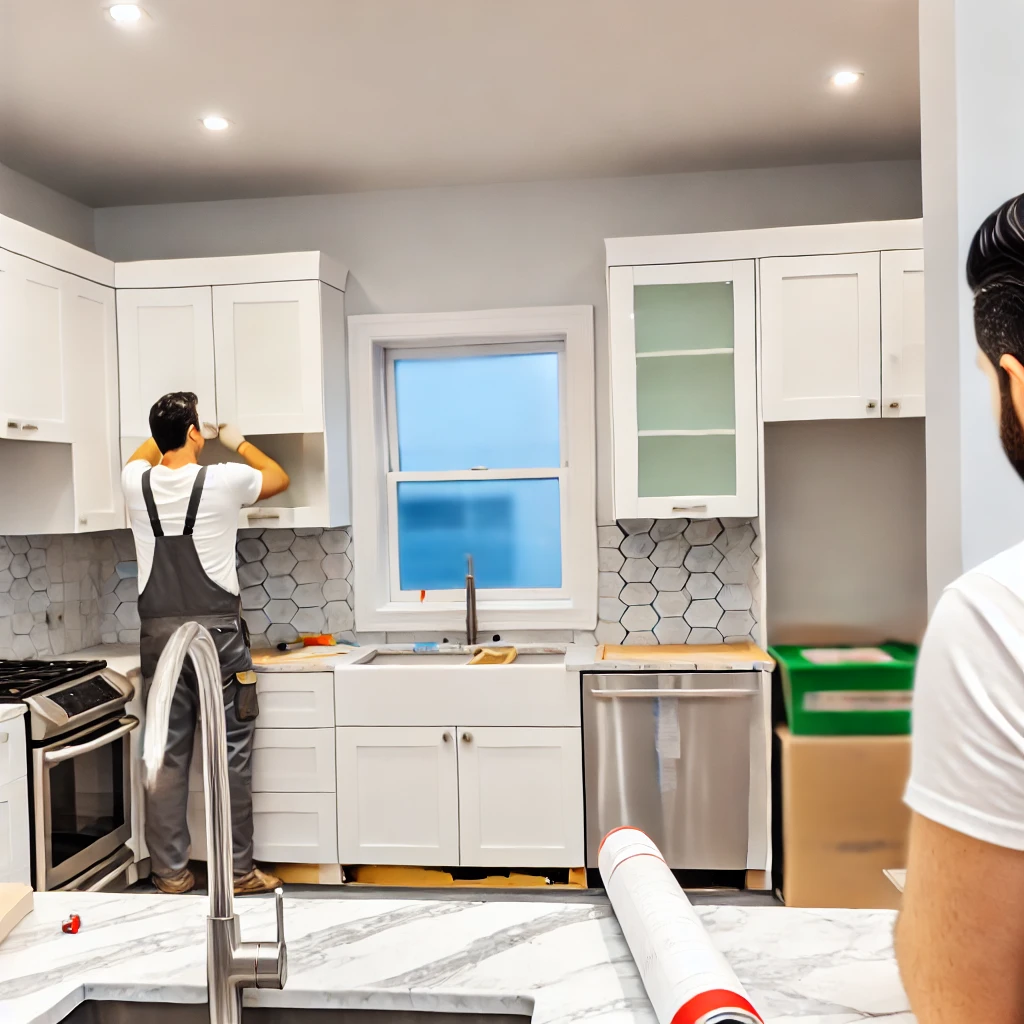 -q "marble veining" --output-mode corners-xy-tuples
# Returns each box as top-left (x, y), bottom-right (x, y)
(0, 893), (911, 1024)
